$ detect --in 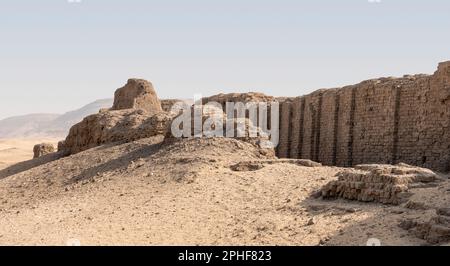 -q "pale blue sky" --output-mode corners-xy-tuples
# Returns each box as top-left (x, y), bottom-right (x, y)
(0, 0), (449, 119)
